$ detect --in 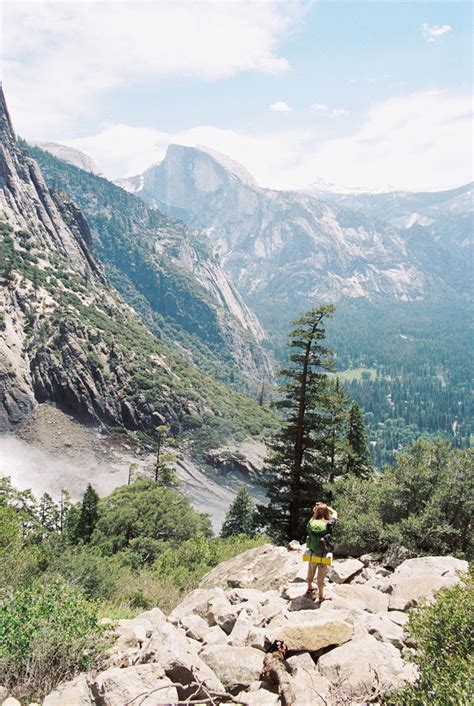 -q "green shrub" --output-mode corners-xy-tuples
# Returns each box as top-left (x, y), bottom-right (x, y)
(333, 441), (473, 559)
(384, 570), (474, 706)
(0, 578), (107, 702)
(154, 532), (267, 590)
